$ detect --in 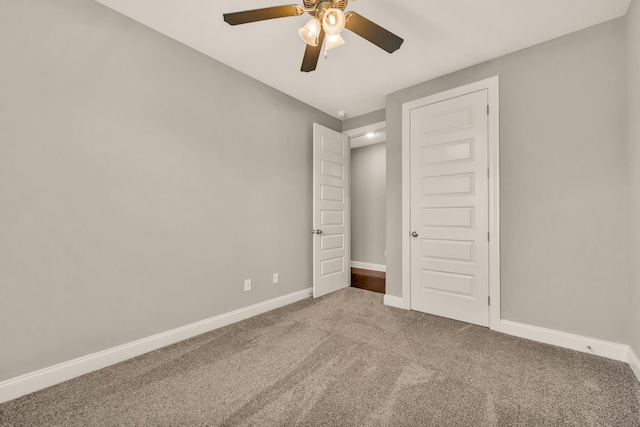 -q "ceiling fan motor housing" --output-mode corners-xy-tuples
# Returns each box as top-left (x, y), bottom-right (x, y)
(305, 0), (349, 17)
